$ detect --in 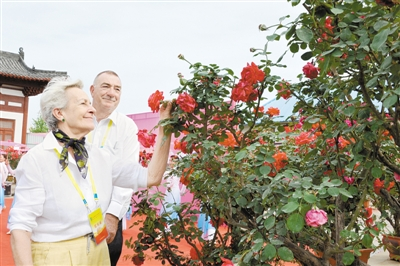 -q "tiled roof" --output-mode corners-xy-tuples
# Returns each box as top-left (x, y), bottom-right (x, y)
(0, 49), (67, 82)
